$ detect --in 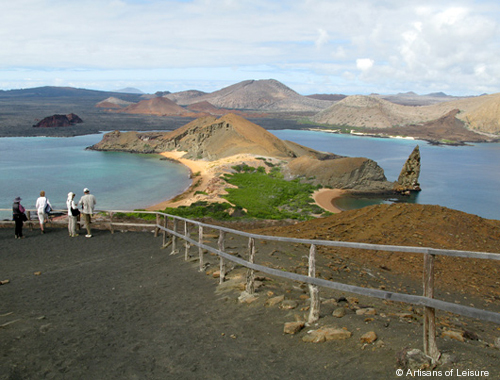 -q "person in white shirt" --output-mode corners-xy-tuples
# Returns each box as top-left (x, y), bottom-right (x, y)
(35, 190), (52, 234)
(78, 188), (96, 238)
(66, 192), (79, 237)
